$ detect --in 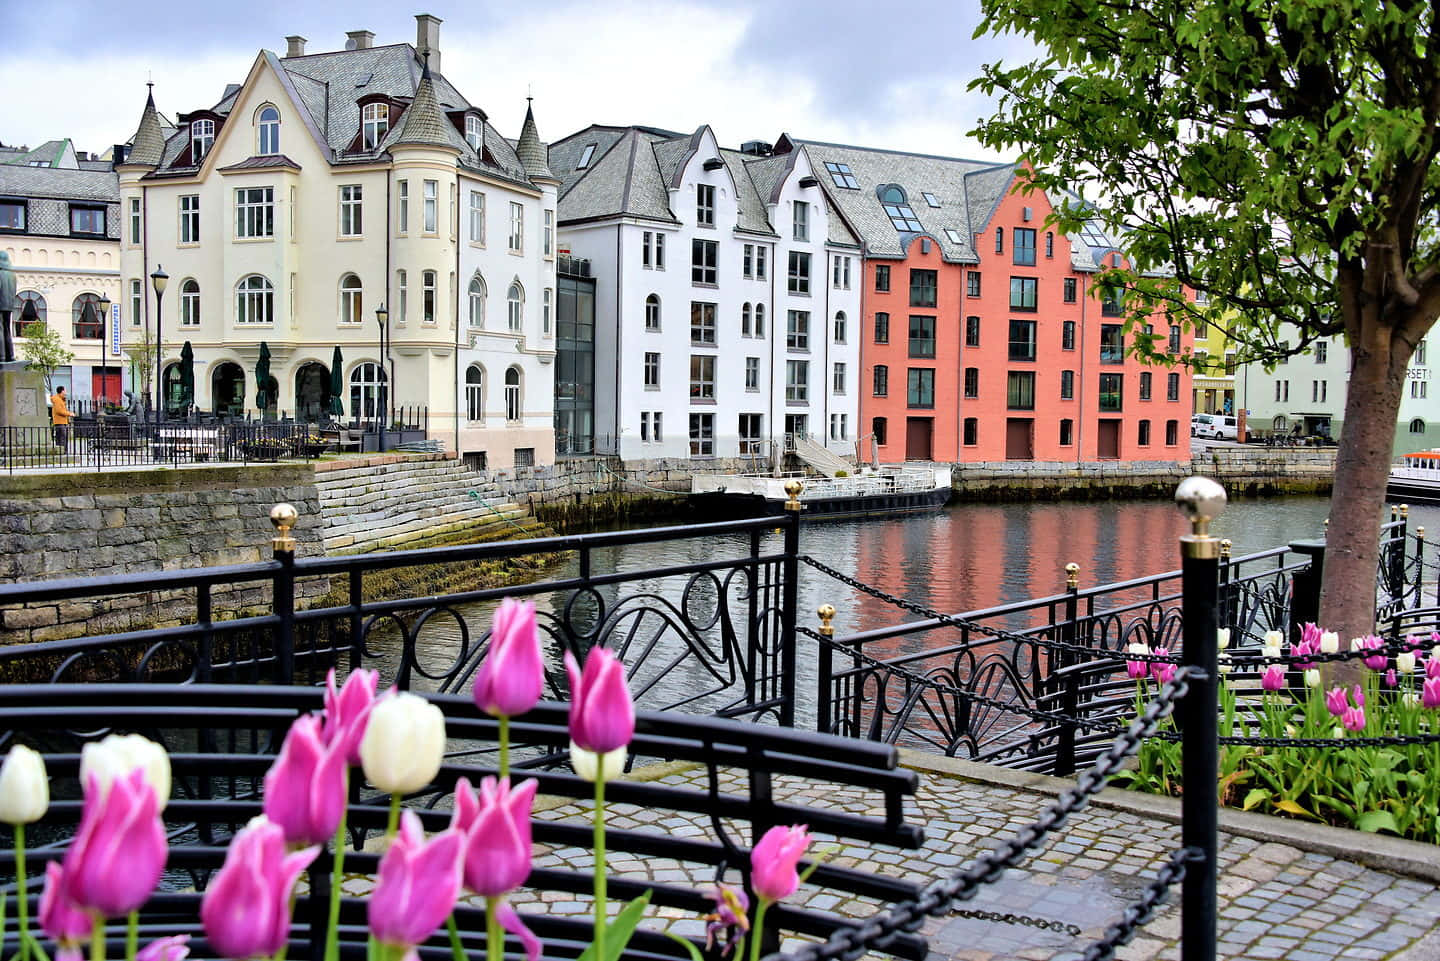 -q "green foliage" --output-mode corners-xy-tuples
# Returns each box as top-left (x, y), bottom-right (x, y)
(18, 323), (73, 395)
